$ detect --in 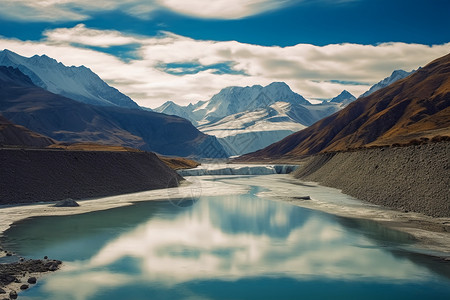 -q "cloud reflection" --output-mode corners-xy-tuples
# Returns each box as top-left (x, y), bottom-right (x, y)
(36, 192), (434, 299)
